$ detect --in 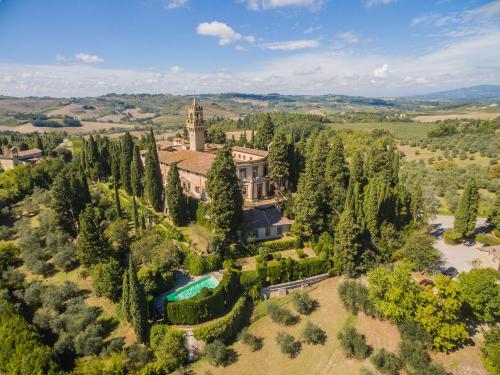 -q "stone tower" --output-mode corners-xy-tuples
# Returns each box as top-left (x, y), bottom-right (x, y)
(186, 97), (205, 152)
